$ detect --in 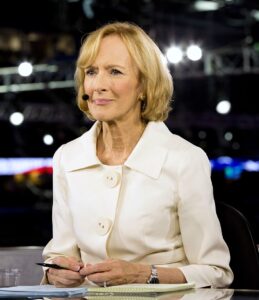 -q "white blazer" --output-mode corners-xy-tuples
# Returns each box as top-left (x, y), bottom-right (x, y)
(43, 121), (233, 288)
